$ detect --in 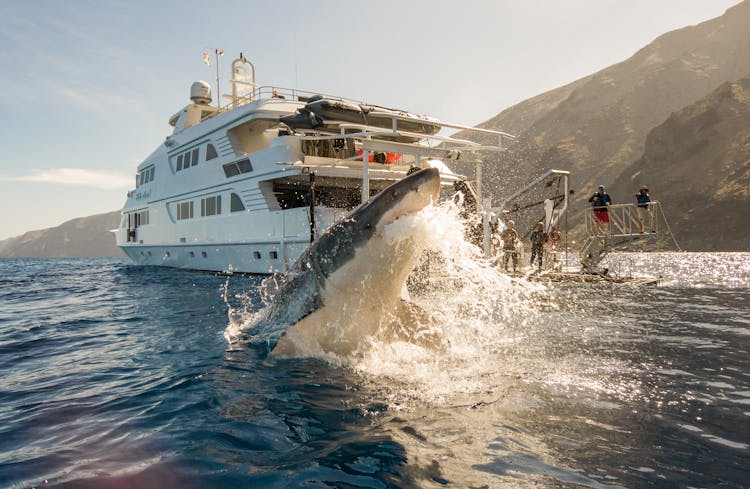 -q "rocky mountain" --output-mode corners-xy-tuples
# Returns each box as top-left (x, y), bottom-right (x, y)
(458, 0), (750, 250)
(0, 211), (124, 258)
(613, 76), (750, 251)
